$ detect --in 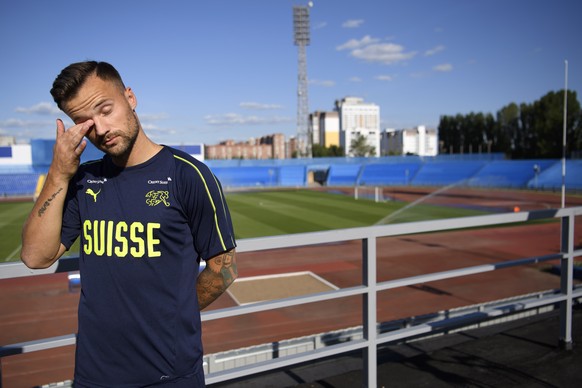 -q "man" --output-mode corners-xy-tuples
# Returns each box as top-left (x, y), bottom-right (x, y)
(21, 61), (237, 387)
